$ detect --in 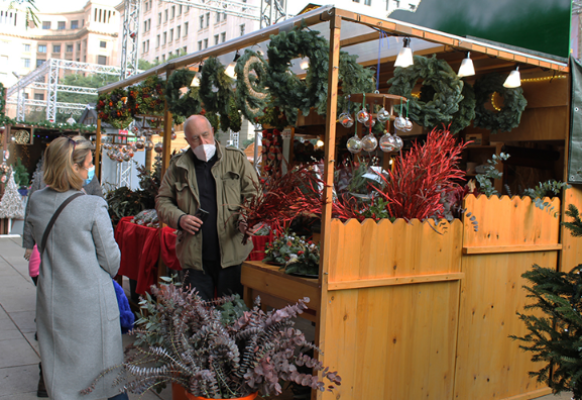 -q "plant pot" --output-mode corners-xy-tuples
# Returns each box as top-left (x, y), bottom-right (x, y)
(17, 188), (28, 196)
(184, 392), (258, 400)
